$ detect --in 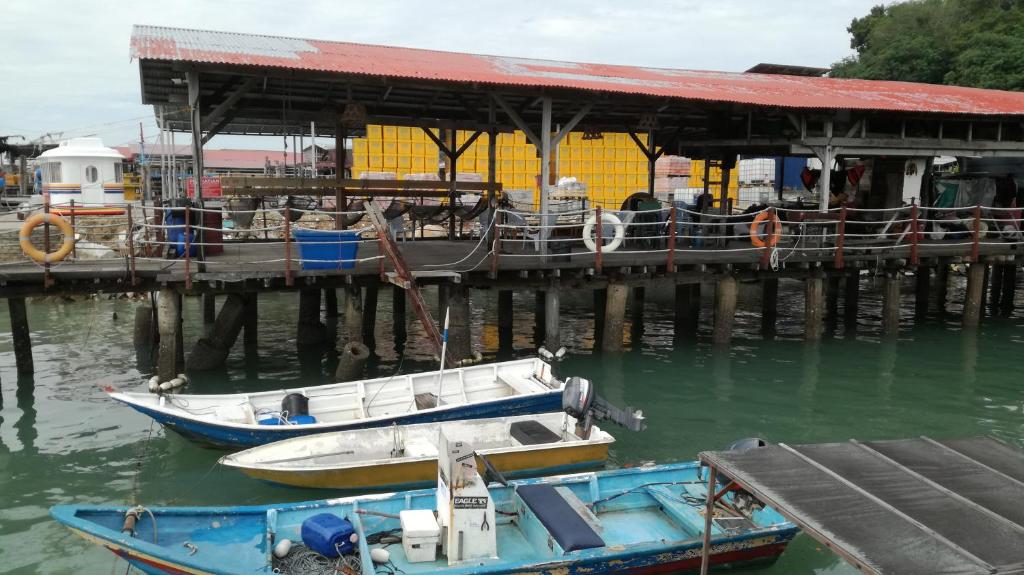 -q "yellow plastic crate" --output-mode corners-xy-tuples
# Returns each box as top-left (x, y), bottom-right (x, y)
(397, 126), (411, 140)
(383, 142), (398, 155)
(514, 132), (527, 145)
(397, 156), (411, 170)
(366, 125), (382, 139)
(383, 126), (397, 139)
(383, 155), (397, 169)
